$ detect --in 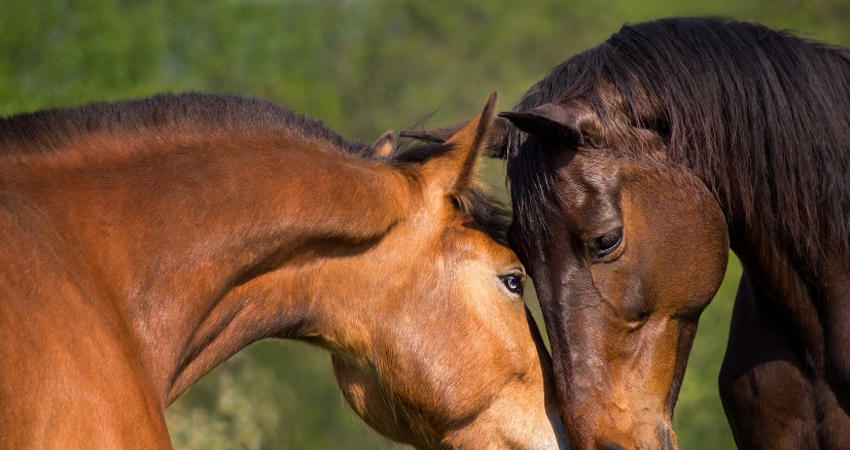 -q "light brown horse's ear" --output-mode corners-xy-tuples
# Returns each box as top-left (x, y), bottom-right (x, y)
(373, 130), (395, 157)
(418, 92), (499, 195)
(401, 114), (508, 159)
(499, 100), (598, 145)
